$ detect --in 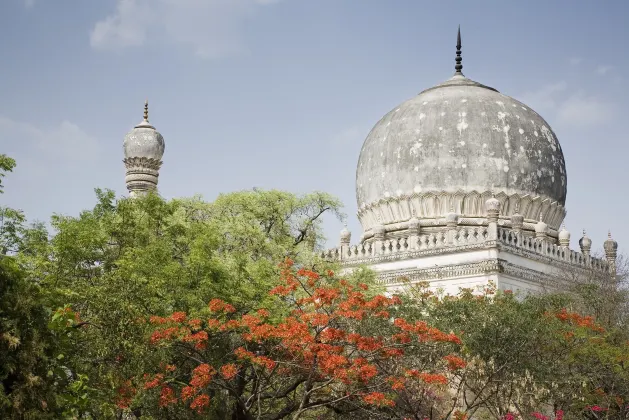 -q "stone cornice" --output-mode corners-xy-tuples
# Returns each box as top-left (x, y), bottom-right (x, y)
(378, 259), (502, 286)
(357, 189), (566, 235)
